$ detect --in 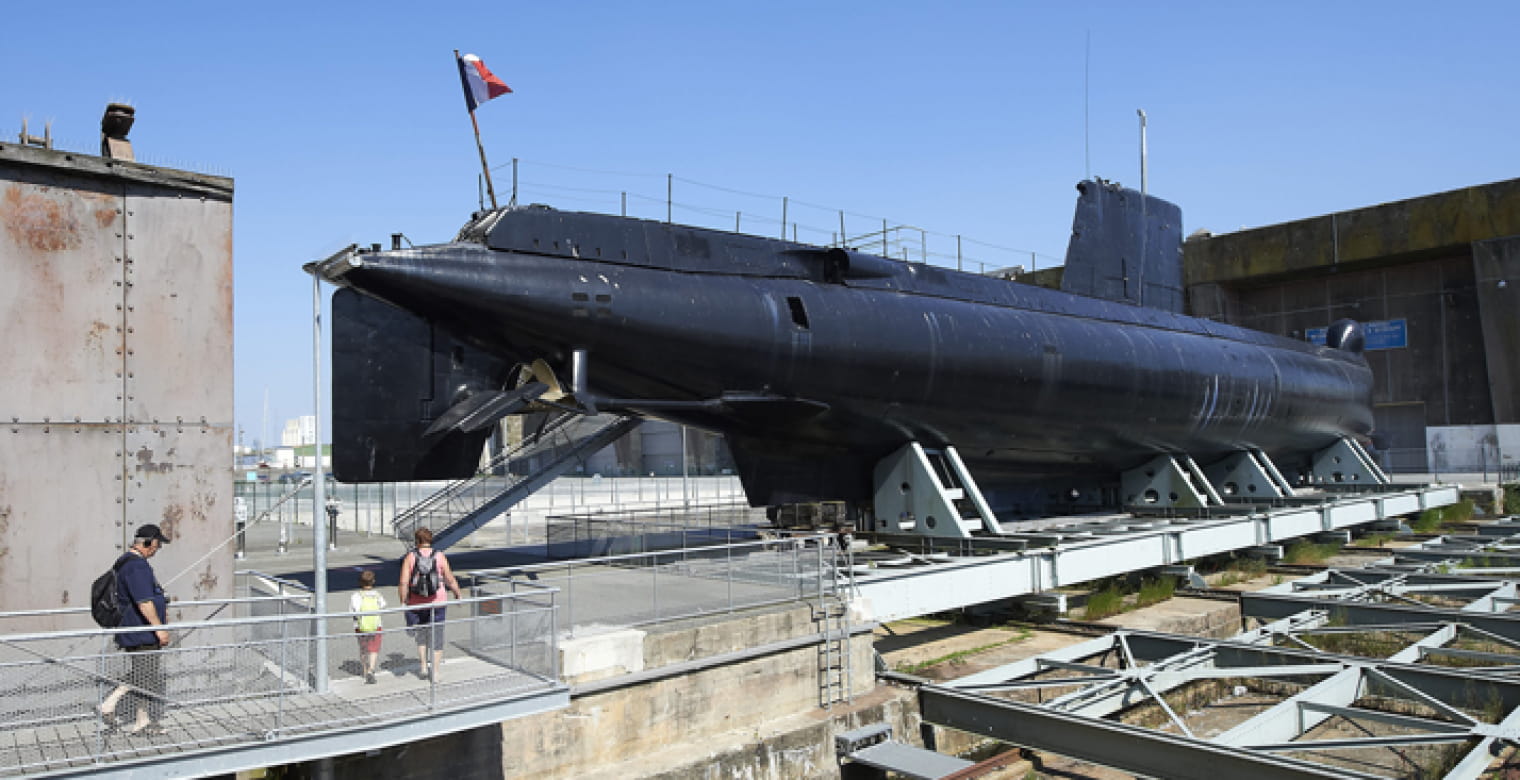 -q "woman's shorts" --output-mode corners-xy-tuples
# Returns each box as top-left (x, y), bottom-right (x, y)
(405, 605), (447, 650)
